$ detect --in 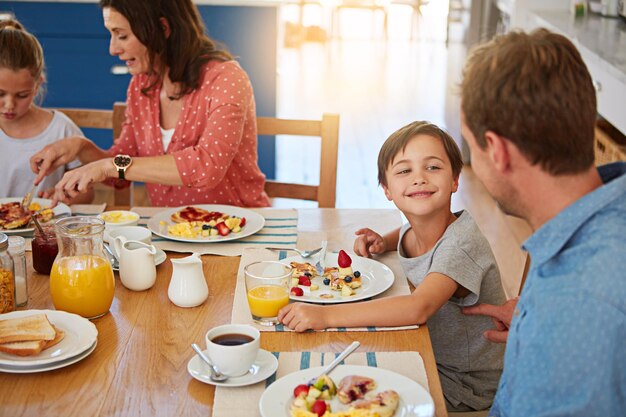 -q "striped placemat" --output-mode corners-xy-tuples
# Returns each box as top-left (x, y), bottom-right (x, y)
(212, 351), (429, 417)
(231, 248), (418, 332)
(131, 207), (297, 256)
